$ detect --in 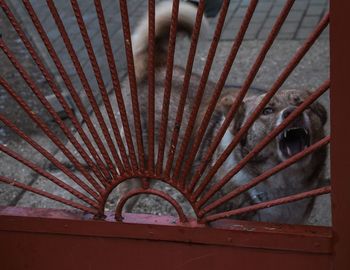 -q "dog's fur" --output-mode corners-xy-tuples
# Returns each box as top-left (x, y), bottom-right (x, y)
(120, 1), (327, 224)
(214, 90), (327, 223)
